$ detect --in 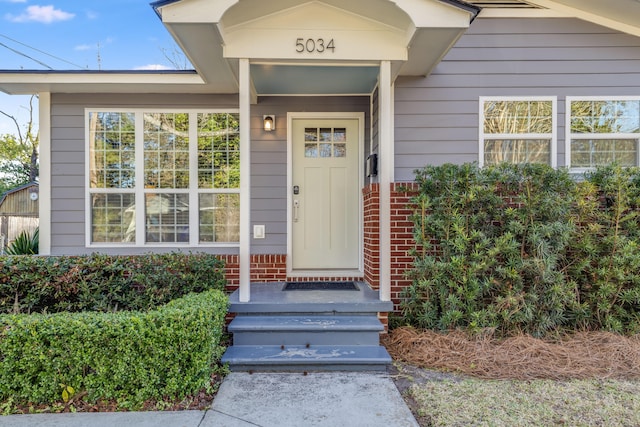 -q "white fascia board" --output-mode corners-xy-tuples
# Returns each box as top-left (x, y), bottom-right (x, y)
(478, 9), (571, 18)
(394, 0), (475, 28)
(158, 0), (237, 23)
(0, 72), (204, 85)
(0, 72), (206, 95)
